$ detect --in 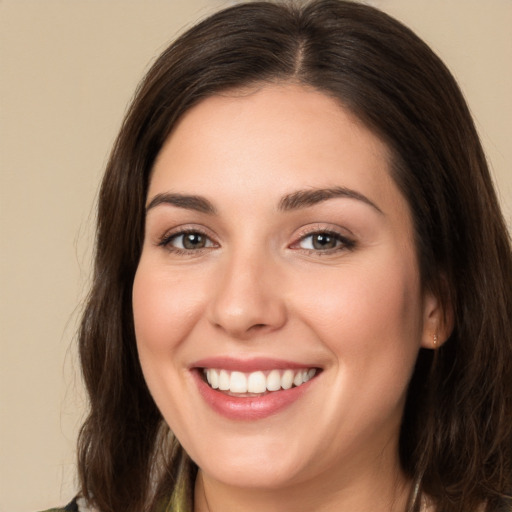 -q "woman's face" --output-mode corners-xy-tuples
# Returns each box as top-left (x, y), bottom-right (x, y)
(133, 84), (438, 491)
